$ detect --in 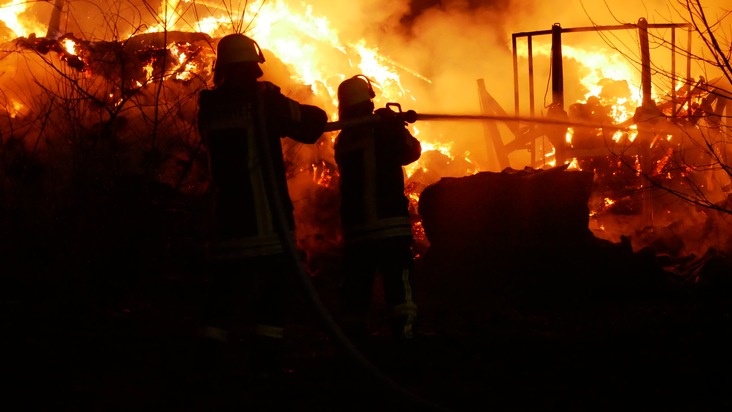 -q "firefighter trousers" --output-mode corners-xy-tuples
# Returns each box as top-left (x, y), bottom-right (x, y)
(339, 236), (417, 340)
(200, 253), (292, 344)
